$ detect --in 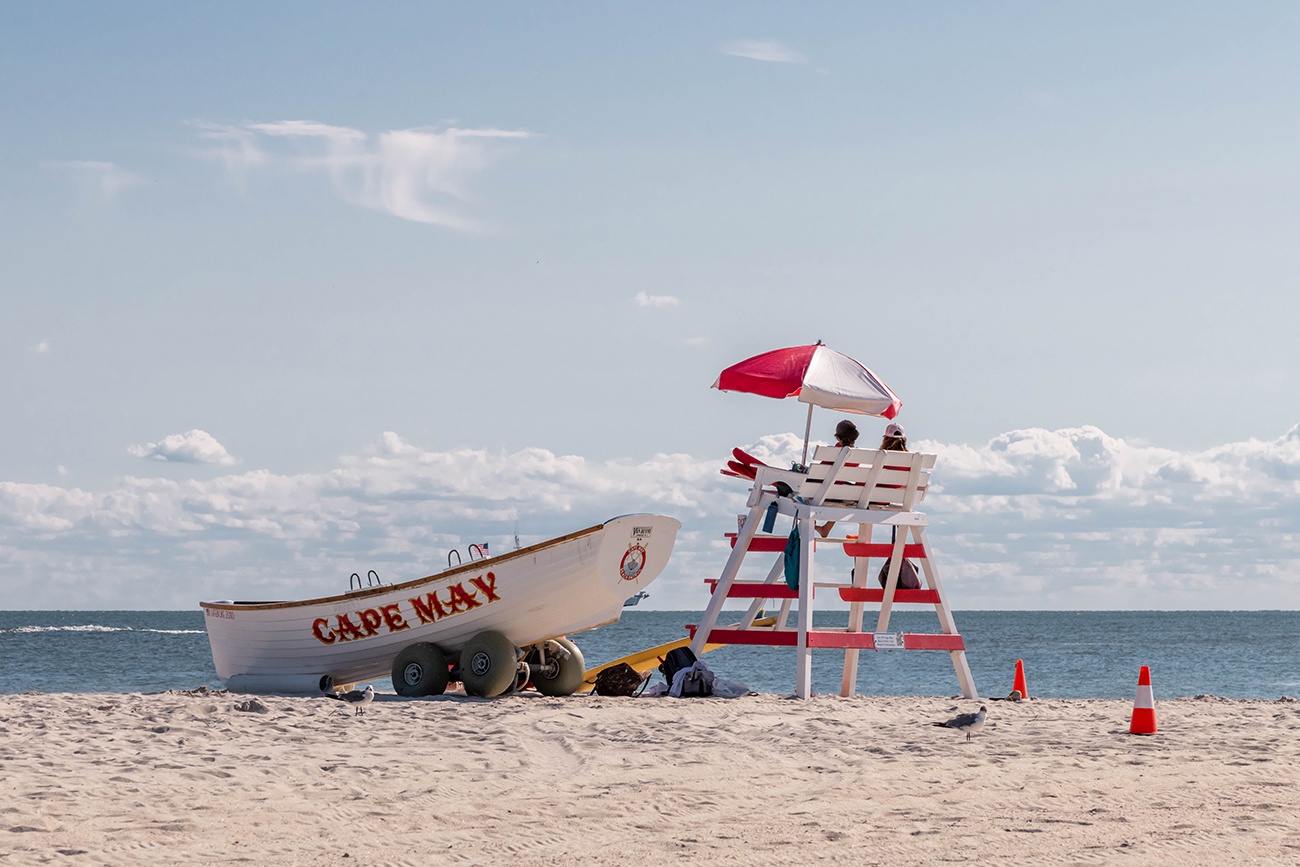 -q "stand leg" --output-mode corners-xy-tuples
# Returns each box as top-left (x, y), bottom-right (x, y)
(795, 514), (814, 699)
(951, 650), (978, 700)
(691, 502), (763, 655)
(914, 526), (979, 699)
(840, 523), (870, 697)
(875, 523), (908, 633)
